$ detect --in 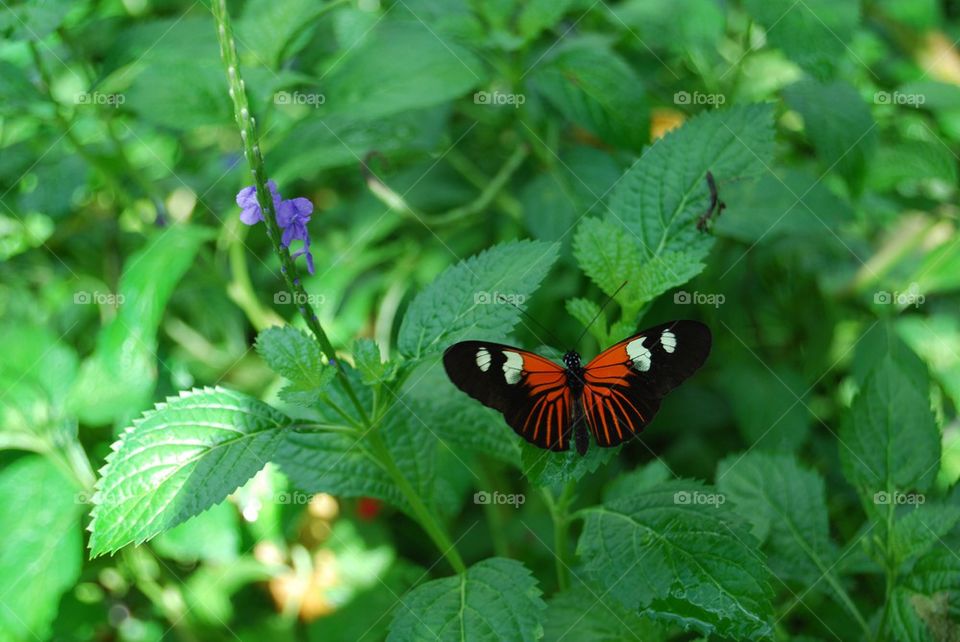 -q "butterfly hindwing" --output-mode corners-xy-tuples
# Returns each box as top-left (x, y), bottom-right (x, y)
(582, 320), (712, 447)
(443, 341), (571, 450)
